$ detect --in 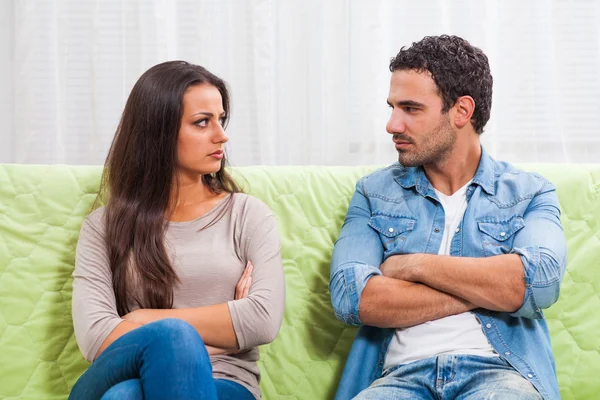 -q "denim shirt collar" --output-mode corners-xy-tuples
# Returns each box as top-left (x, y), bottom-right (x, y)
(394, 146), (496, 197)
